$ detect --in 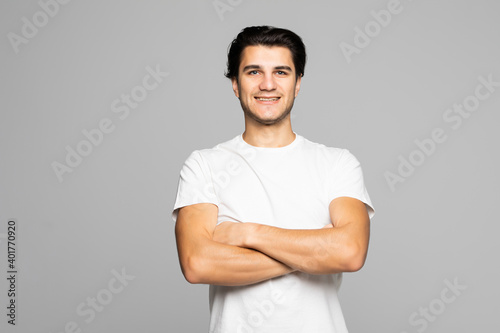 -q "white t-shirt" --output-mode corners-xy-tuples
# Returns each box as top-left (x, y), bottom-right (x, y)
(172, 132), (375, 333)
